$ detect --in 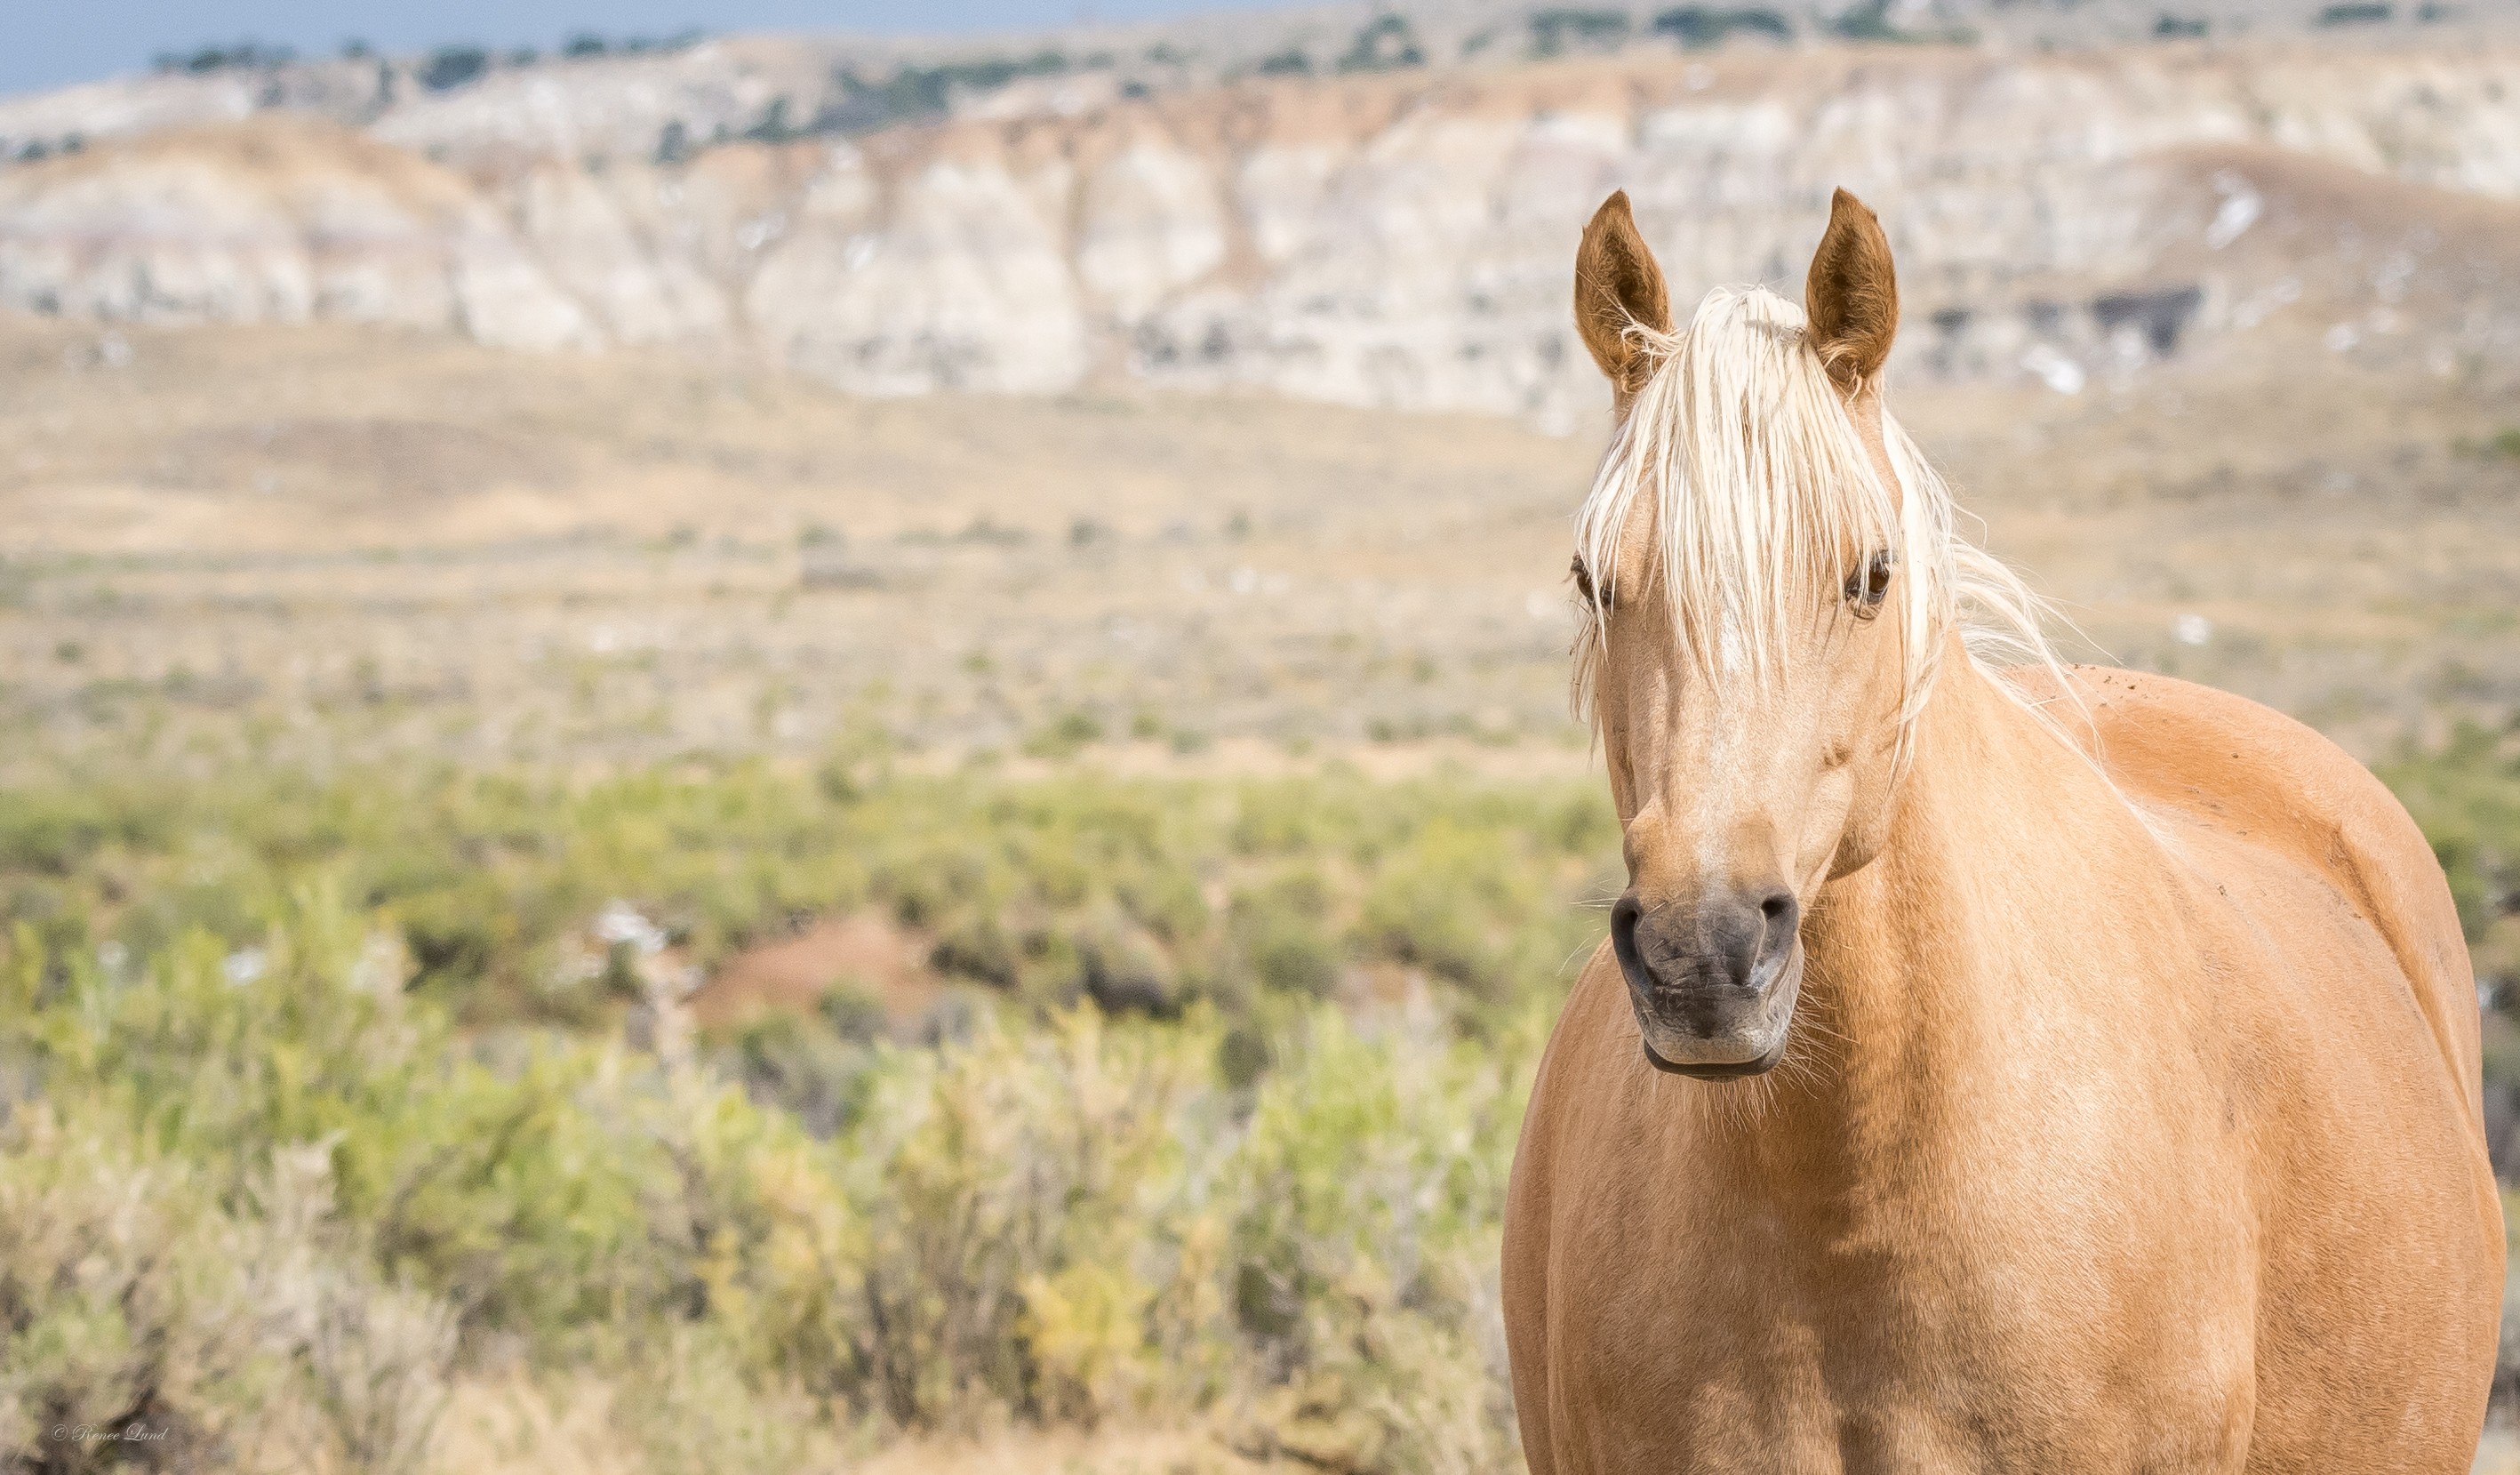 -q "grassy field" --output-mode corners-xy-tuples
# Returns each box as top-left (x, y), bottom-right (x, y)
(2, 301), (2518, 1472)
